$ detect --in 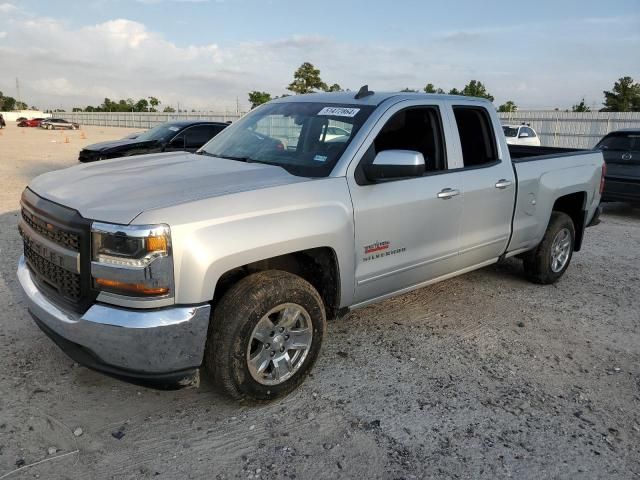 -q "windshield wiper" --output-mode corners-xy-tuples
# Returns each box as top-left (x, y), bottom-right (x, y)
(196, 152), (275, 166)
(197, 152), (256, 163)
